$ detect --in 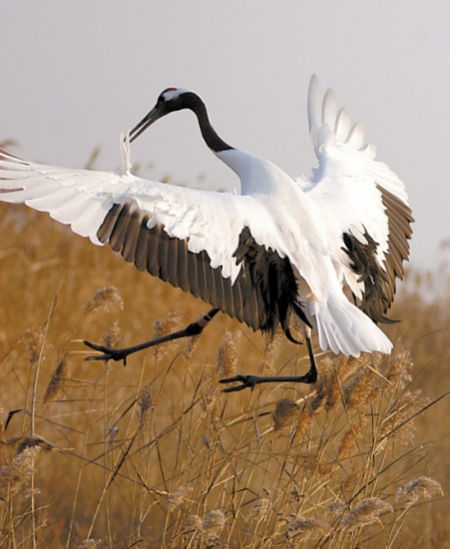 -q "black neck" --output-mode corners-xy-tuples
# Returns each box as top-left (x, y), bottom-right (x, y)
(184, 93), (233, 153)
